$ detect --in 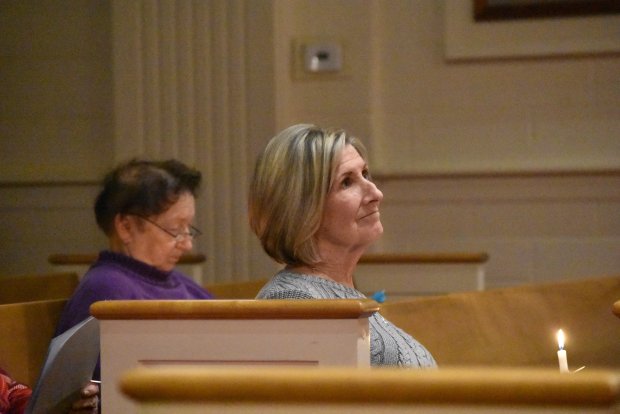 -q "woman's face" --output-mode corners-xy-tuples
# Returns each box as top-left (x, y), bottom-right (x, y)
(316, 144), (383, 252)
(123, 192), (197, 272)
